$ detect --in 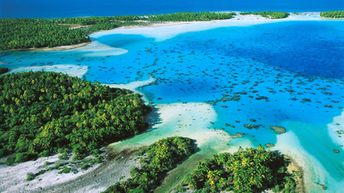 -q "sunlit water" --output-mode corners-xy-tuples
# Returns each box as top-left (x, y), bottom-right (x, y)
(1, 21), (344, 192)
